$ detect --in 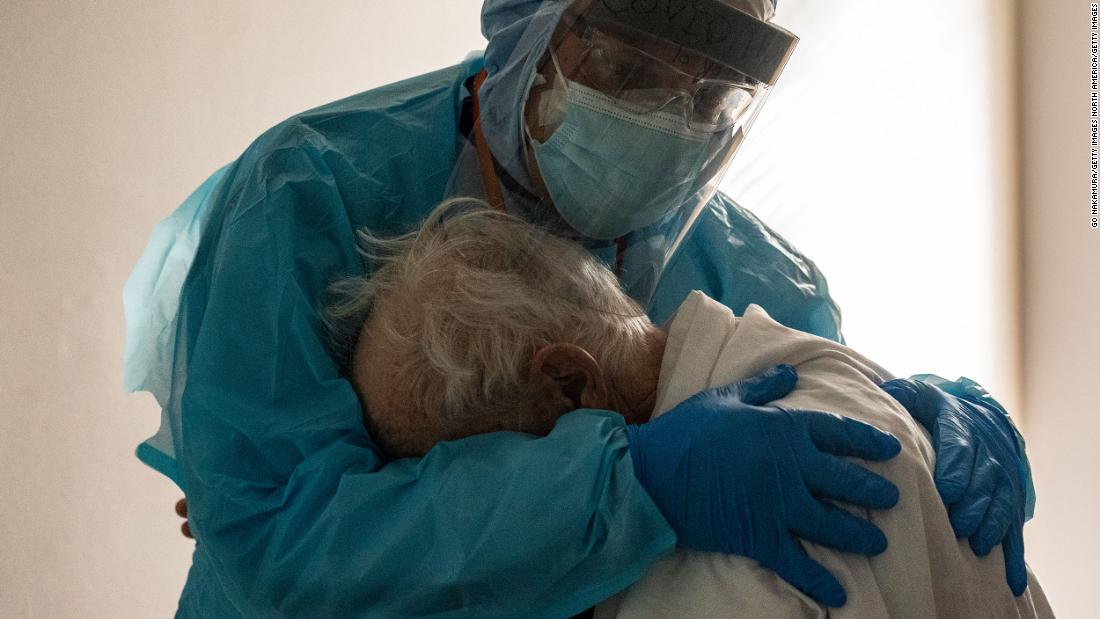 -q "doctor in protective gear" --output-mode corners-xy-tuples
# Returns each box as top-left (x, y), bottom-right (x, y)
(124, 0), (1036, 615)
